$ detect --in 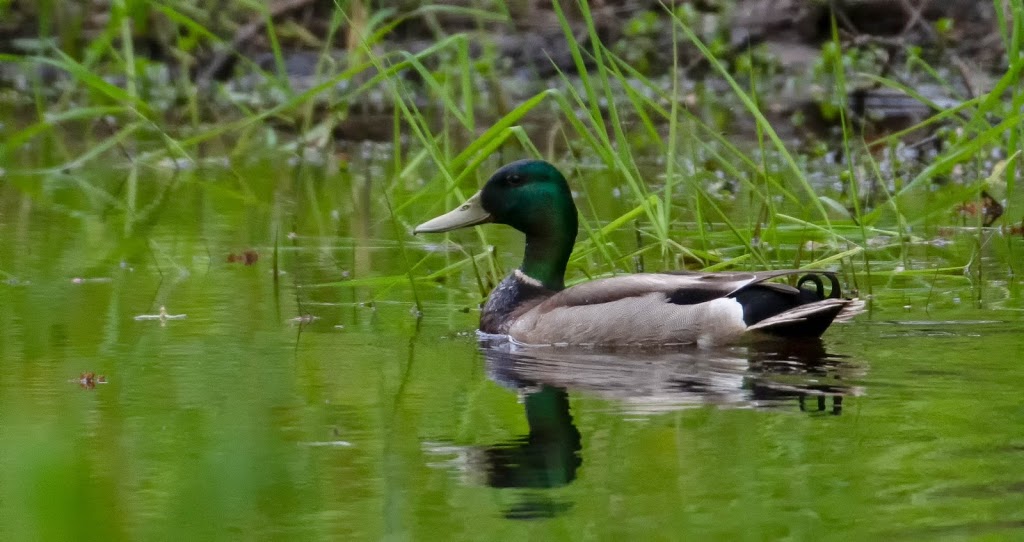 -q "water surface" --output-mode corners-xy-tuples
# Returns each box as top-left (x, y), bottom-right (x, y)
(1, 161), (1023, 540)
